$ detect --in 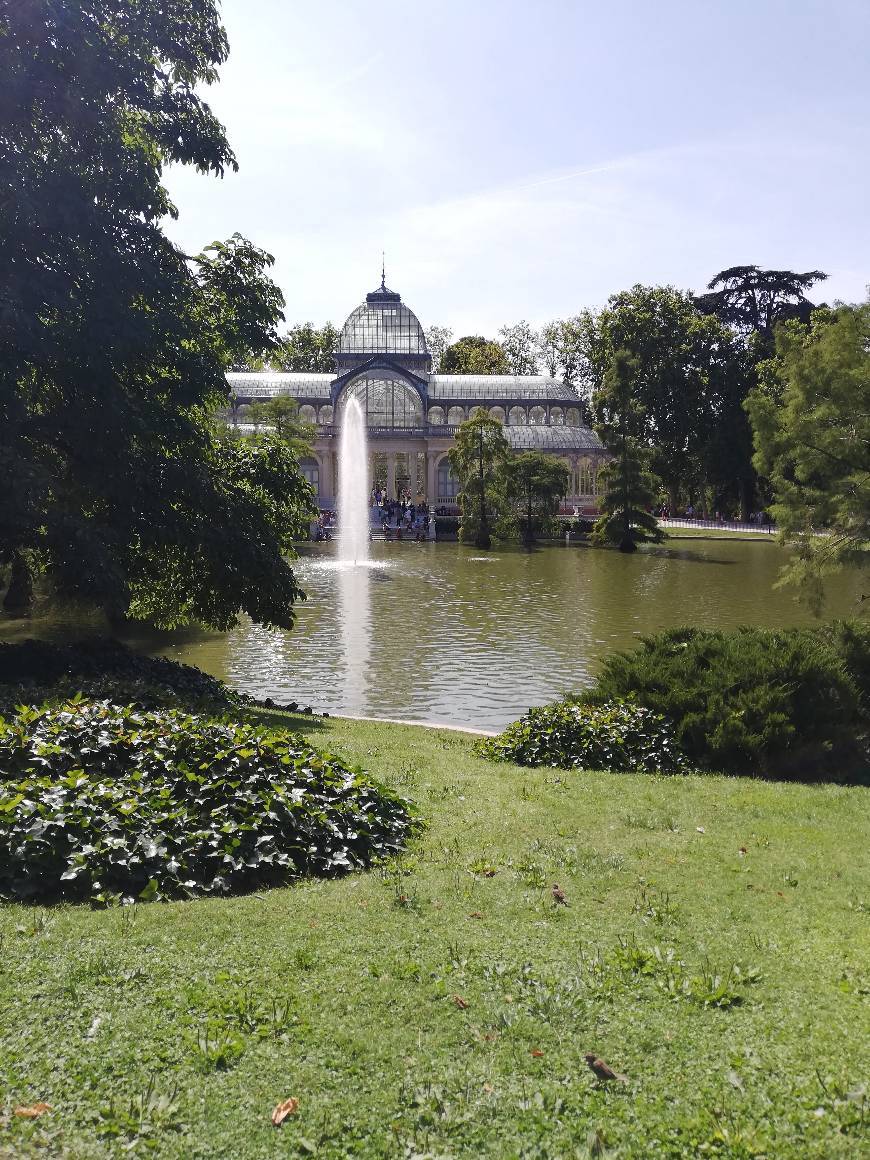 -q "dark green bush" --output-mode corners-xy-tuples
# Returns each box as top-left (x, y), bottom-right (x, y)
(0, 699), (417, 904)
(475, 699), (689, 774)
(0, 638), (241, 714)
(581, 624), (870, 782)
(434, 516), (460, 536)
